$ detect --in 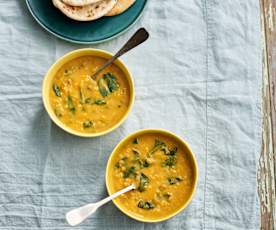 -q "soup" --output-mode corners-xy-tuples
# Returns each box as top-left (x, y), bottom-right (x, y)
(107, 132), (196, 221)
(49, 56), (130, 133)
